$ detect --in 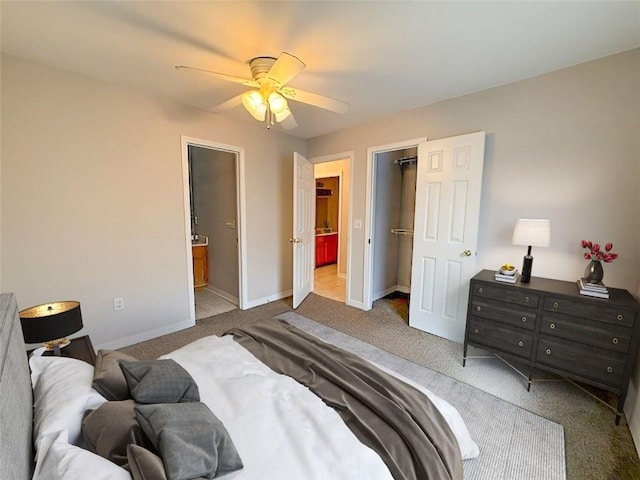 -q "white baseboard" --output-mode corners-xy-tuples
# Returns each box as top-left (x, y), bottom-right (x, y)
(396, 285), (411, 294)
(244, 289), (293, 309)
(96, 318), (195, 351)
(372, 285), (400, 302)
(204, 286), (238, 306)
